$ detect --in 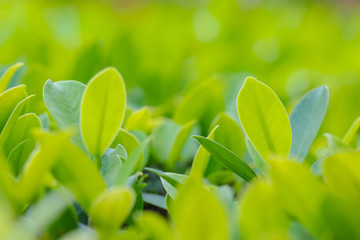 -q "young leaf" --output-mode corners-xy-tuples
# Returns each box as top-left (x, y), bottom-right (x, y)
(0, 85), (27, 132)
(167, 120), (196, 169)
(90, 187), (135, 233)
(0, 62), (24, 93)
(111, 129), (142, 171)
(343, 116), (360, 148)
(289, 86), (329, 161)
(80, 67), (126, 161)
(193, 136), (256, 182)
(125, 107), (151, 133)
(100, 144), (126, 187)
(210, 113), (246, 157)
(0, 95), (35, 148)
(237, 77), (291, 159)
(190, 125), (218, 178)
(114, 138), (151, 186)
(4, 113), (41, 175)
(145, 167), (187, 199)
